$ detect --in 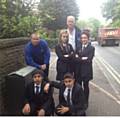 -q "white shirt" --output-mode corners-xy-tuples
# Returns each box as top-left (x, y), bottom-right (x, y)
(82, 43), (89, 60)
(34, 83), (41, 94)
(67, 28), (76, 51)
(64, 87), (73, 105)
(82, 43), (88, 51)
